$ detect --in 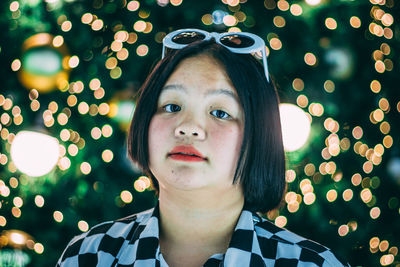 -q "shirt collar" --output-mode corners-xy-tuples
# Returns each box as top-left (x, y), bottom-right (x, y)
(128, 202), (265, 266)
